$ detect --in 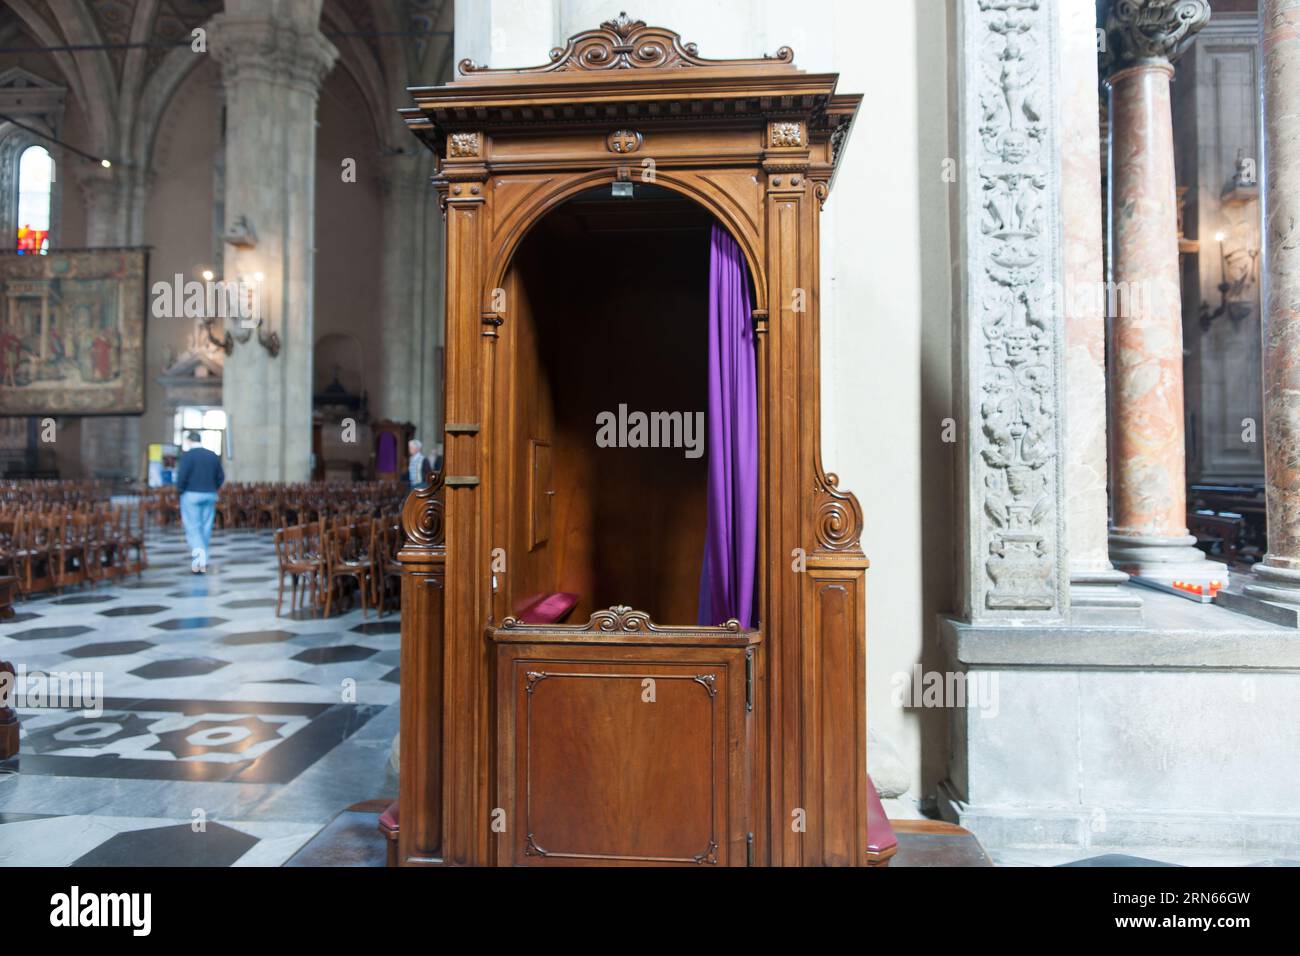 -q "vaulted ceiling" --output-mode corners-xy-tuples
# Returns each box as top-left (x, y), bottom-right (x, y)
(0, 0), (453, 163)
